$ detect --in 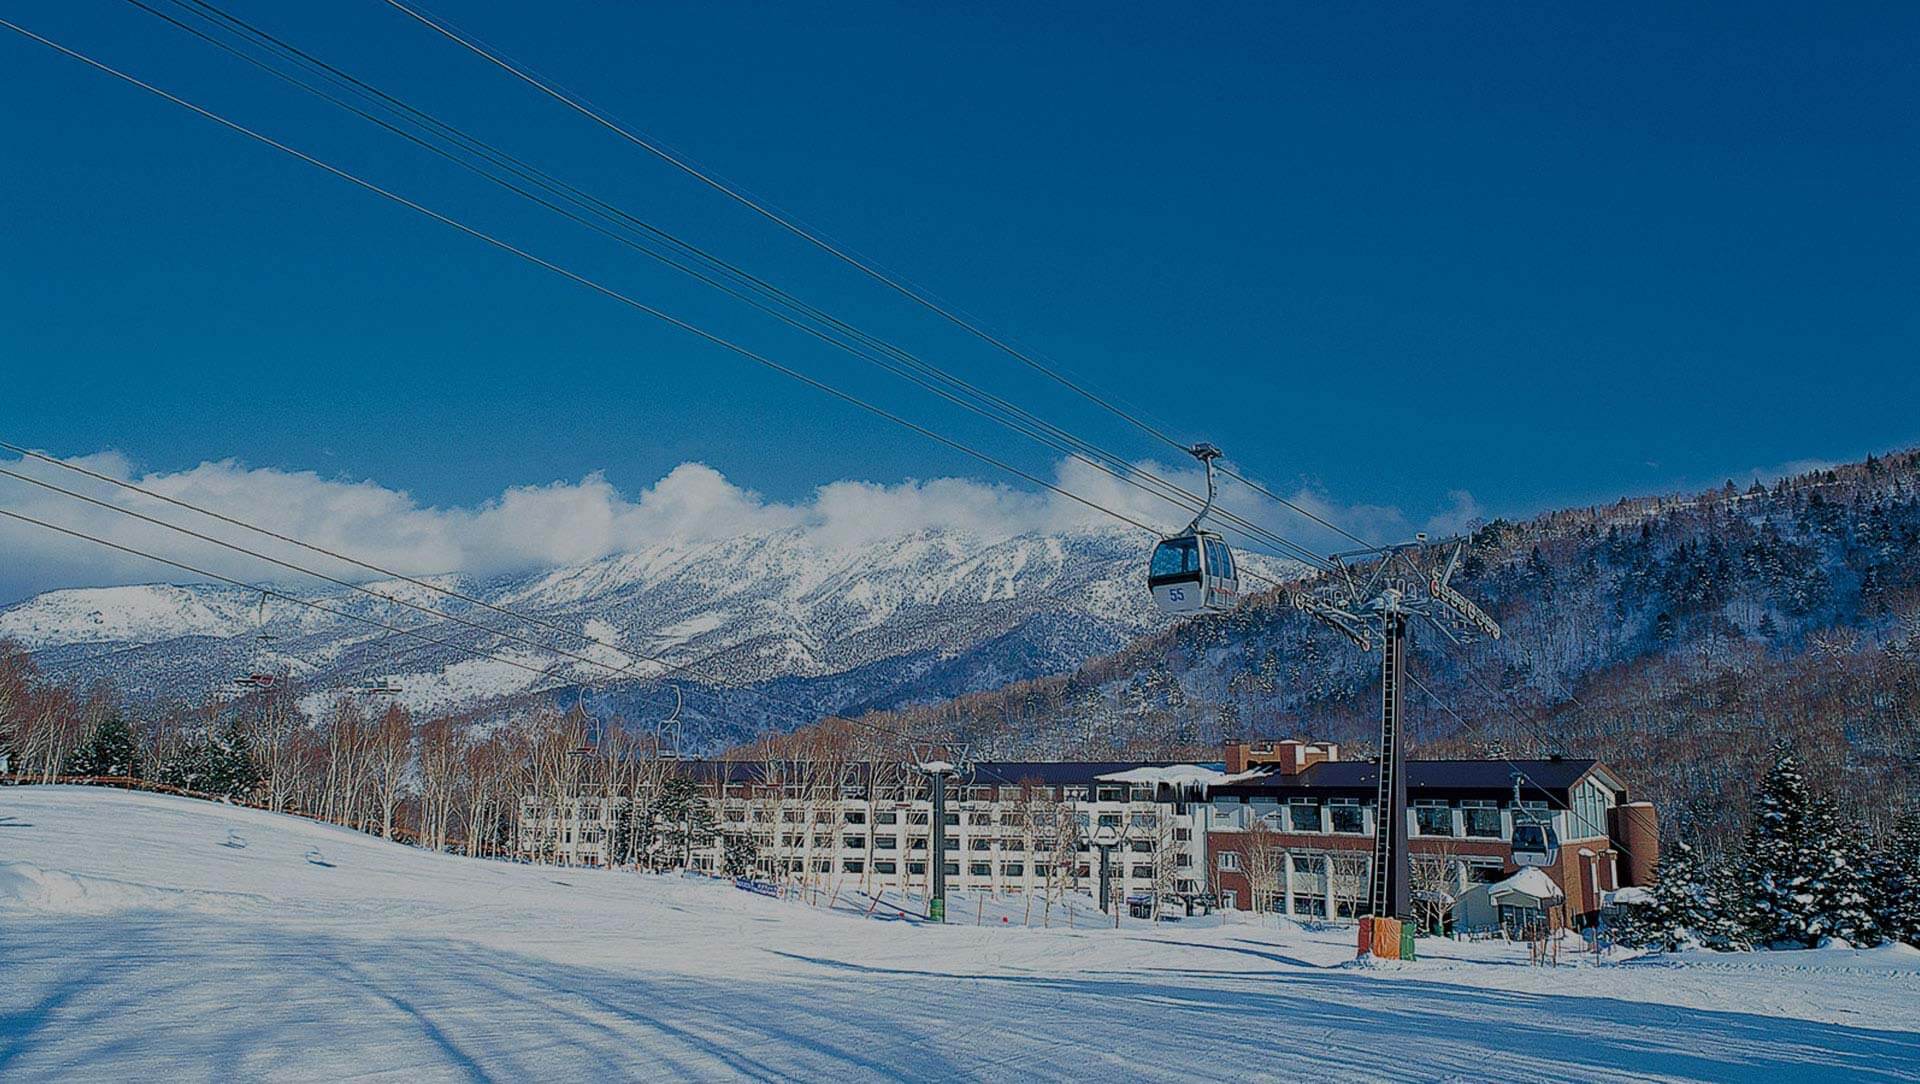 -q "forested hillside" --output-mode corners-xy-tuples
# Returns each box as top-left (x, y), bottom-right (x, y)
(859, 451), (1920, 846)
